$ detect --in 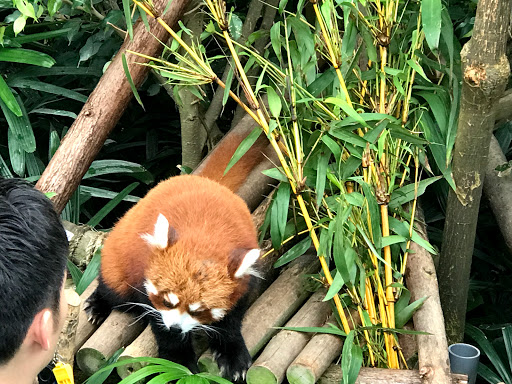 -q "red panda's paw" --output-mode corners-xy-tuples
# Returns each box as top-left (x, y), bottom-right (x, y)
(84, 289), (112, 325)
(215, 347), (252, 383)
